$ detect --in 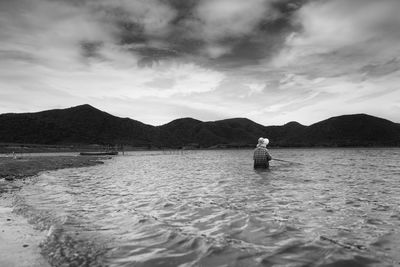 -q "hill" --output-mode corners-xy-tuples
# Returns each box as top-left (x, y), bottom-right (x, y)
(302, 114), (400, 147)
(0, 105), (399, 148)
(0, 105), (156, 146)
